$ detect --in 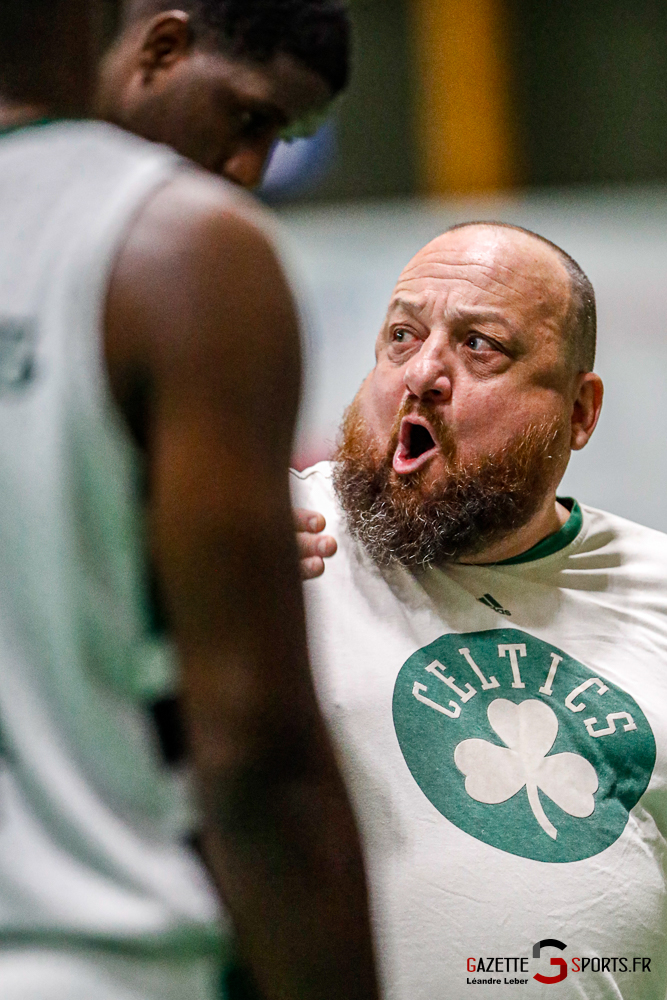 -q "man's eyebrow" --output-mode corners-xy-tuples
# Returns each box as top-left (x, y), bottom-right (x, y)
(387, 297), (424, 317)
(450, 307), (520, 337)
(387, 300), (521, 338)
